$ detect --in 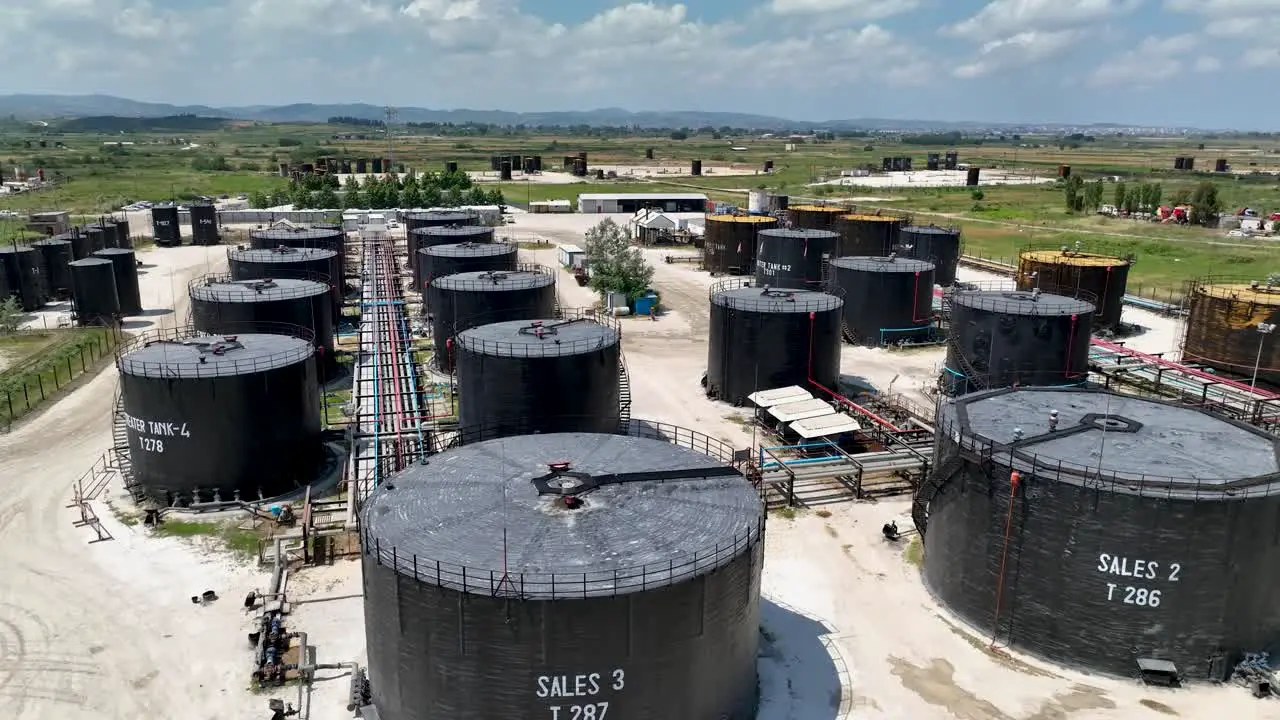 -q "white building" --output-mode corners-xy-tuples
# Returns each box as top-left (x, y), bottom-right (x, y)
(529, 200), (573, 214)
(577, 192), (707, 214)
